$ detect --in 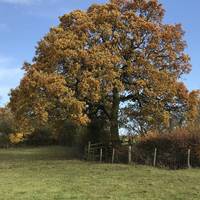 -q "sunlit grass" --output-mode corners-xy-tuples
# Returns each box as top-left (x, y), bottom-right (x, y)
(0, 146), (200, 200)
